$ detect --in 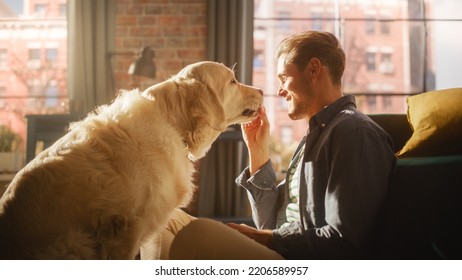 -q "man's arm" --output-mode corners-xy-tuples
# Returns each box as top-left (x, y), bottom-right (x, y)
(237, 106), (283, 229)
(241, 107), (271, 175)
(235, 160), (282, 229)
